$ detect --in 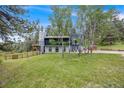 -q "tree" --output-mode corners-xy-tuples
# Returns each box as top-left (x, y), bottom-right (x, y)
(77, 6), (102, 53)
(22, 21), (43, 52)
(0, 41), (14, 51)
(49, 6), (73, 57)
(46, 25), (53, 36)
(97, 8), (120, 45)
(0, 5), (26, 41)
(31, 21), (42, 44)
(113, 17), (124, 43)
(63, 6), (72, 35)
(77, 5), (120, 49)
(49, 6), (72, 36)
(77, 6), (88, 48)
